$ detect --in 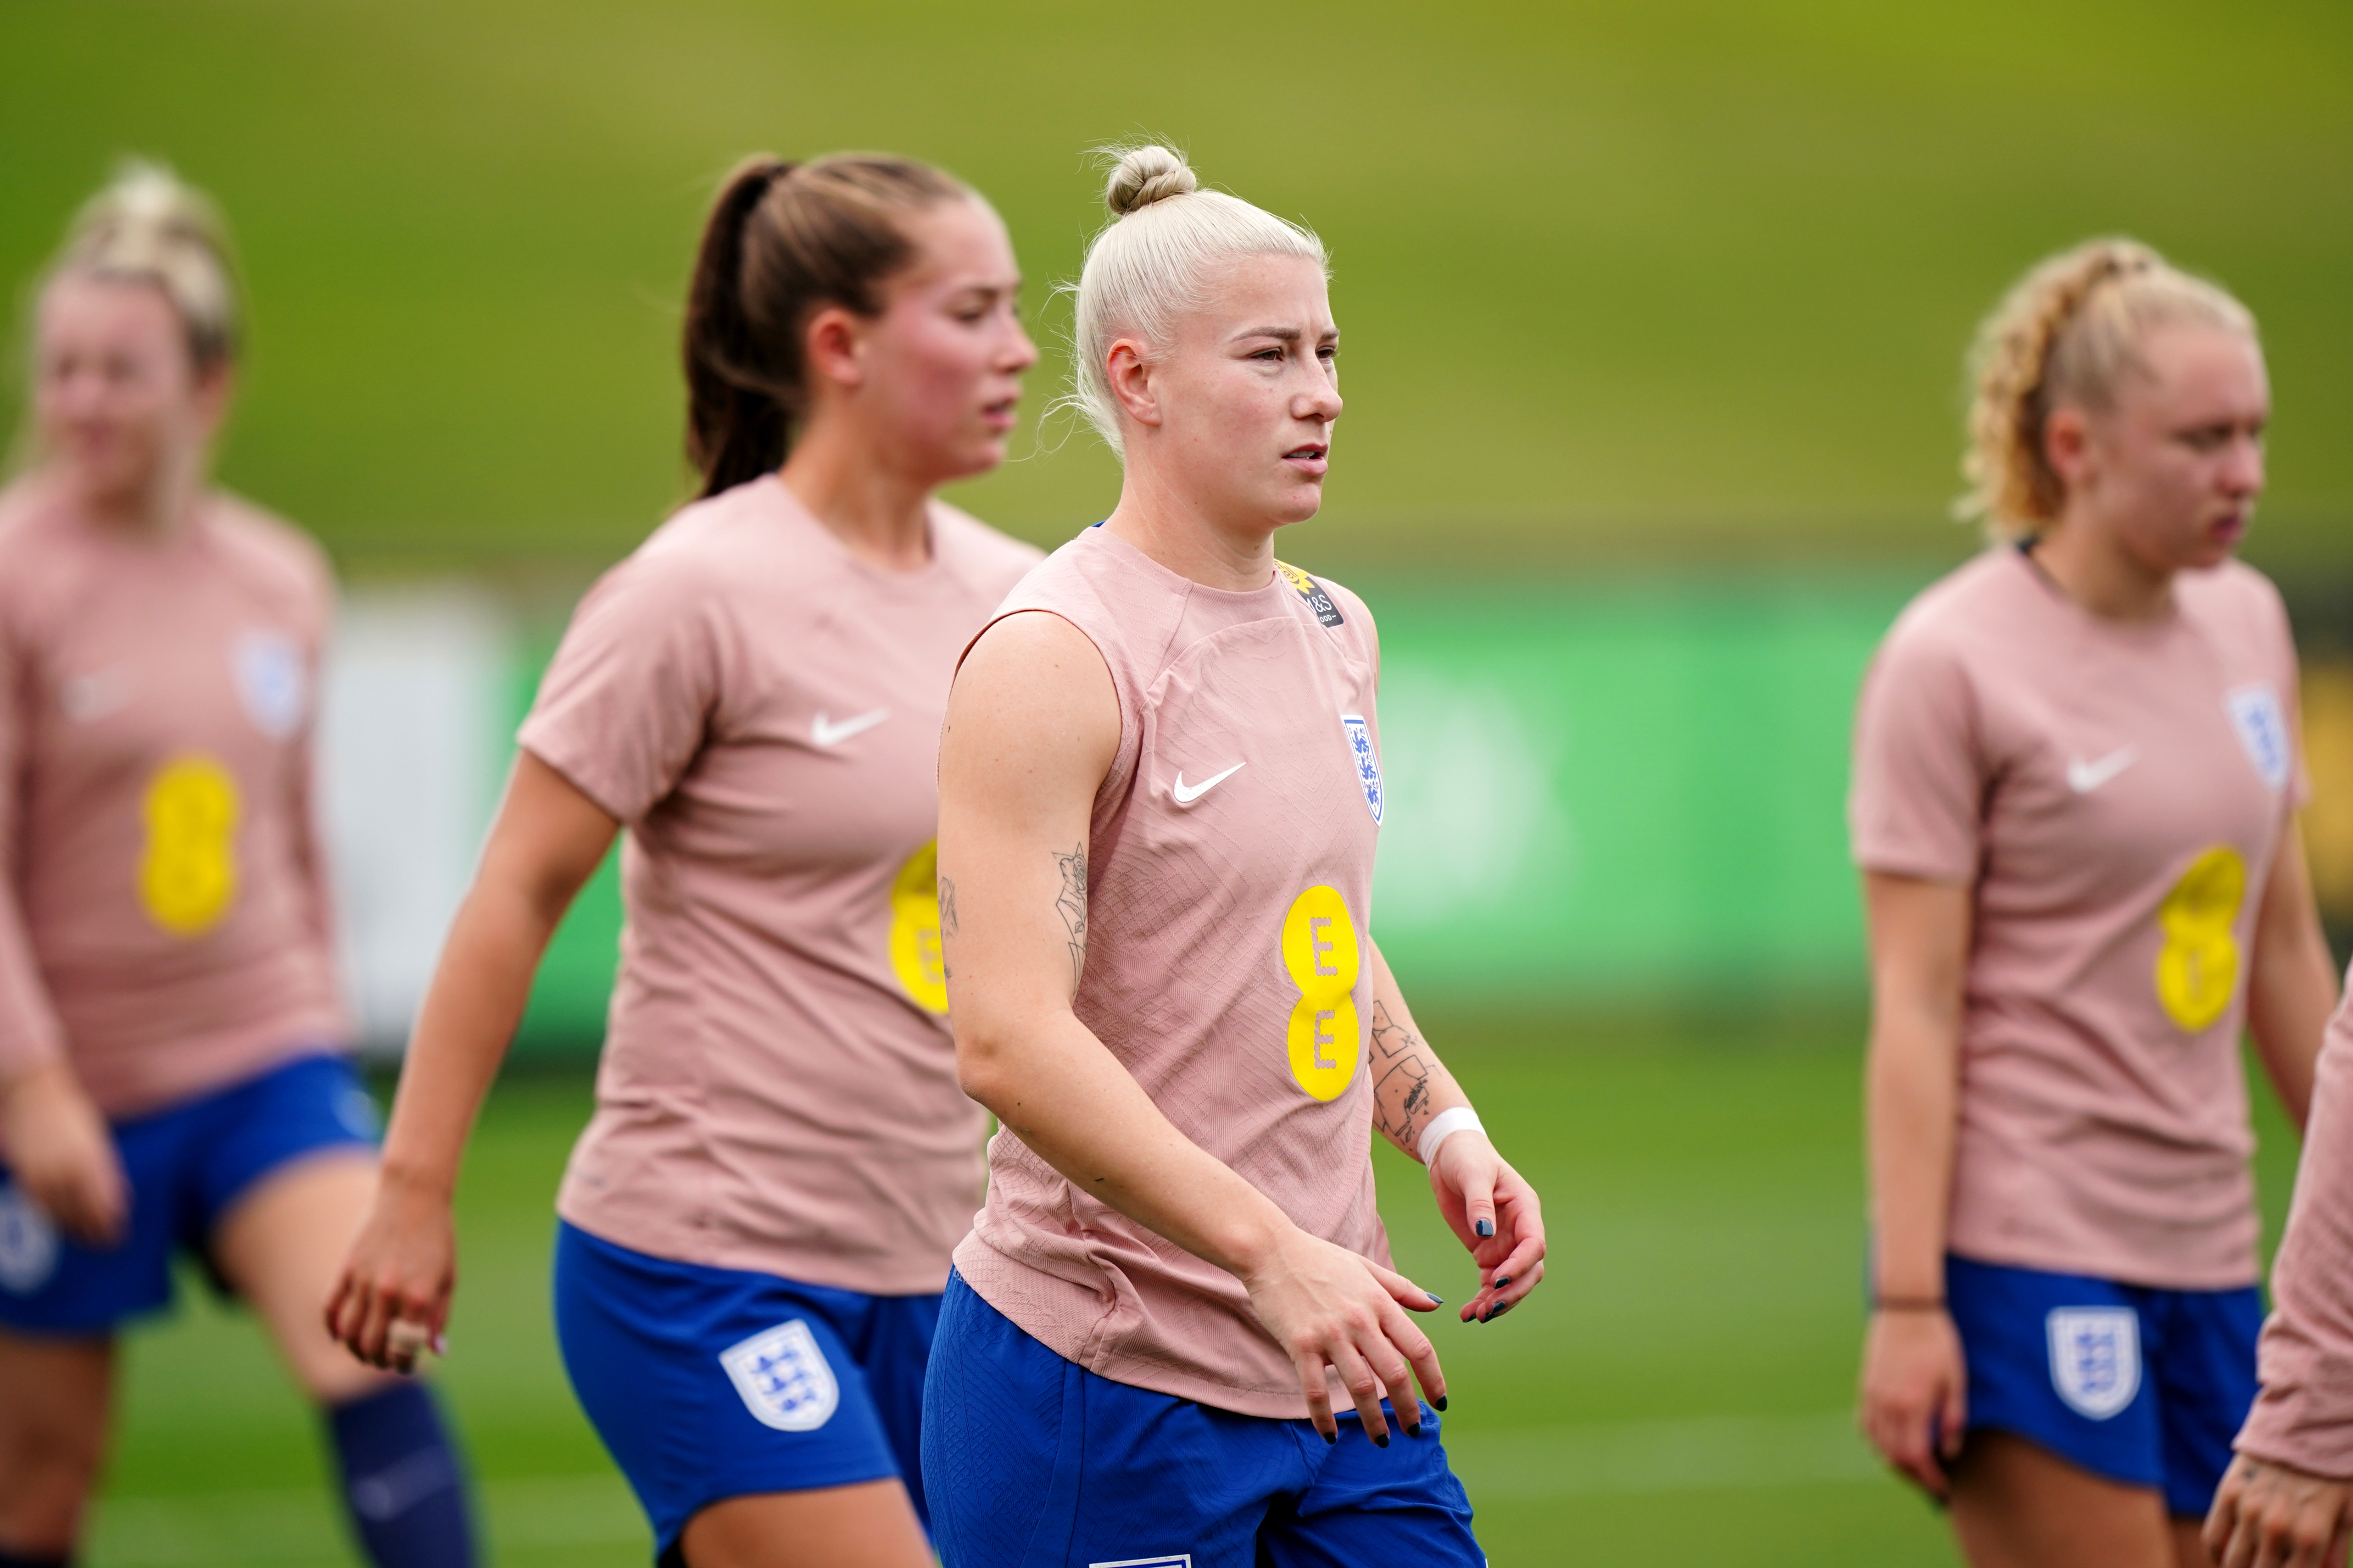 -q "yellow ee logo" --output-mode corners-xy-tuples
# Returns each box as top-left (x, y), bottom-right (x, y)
(139, 755), (240, 937)
(2155, 845), (2247, 1033)
(1281, 885), (1360, 1101)
(889, 840), (949, 1015)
